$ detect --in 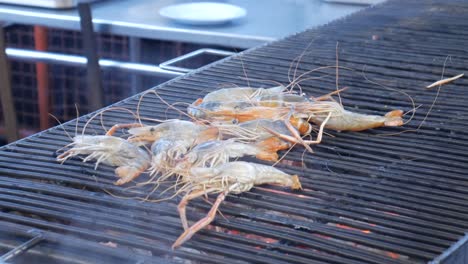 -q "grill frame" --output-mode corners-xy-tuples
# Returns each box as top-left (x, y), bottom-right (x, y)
(2, 0), (468, 263)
